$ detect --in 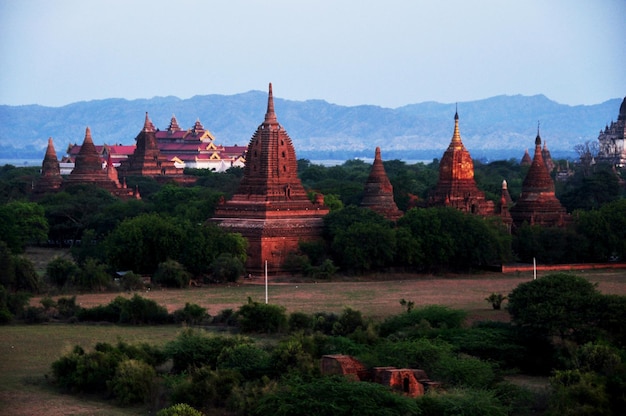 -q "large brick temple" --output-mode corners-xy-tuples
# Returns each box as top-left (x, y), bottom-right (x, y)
(211, 84), (329, 274)
(428, 110), (495, 215)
